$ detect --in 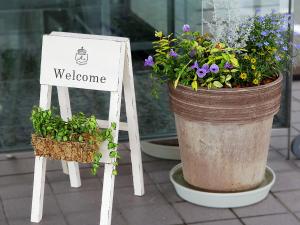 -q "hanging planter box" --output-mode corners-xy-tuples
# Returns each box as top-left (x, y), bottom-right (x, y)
(31, 134), (98, 163)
